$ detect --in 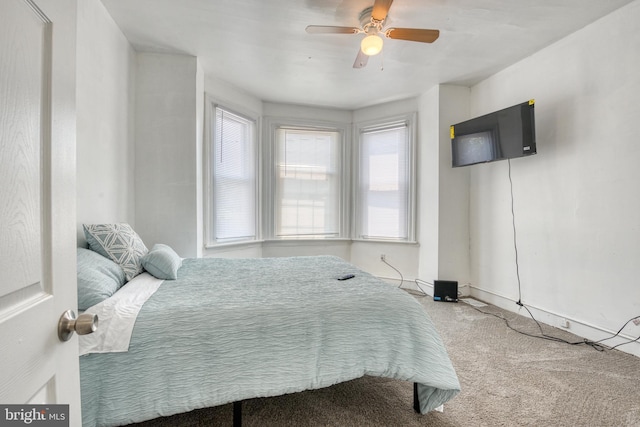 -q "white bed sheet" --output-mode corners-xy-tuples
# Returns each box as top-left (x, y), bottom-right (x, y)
(79, 272), (163, 356)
